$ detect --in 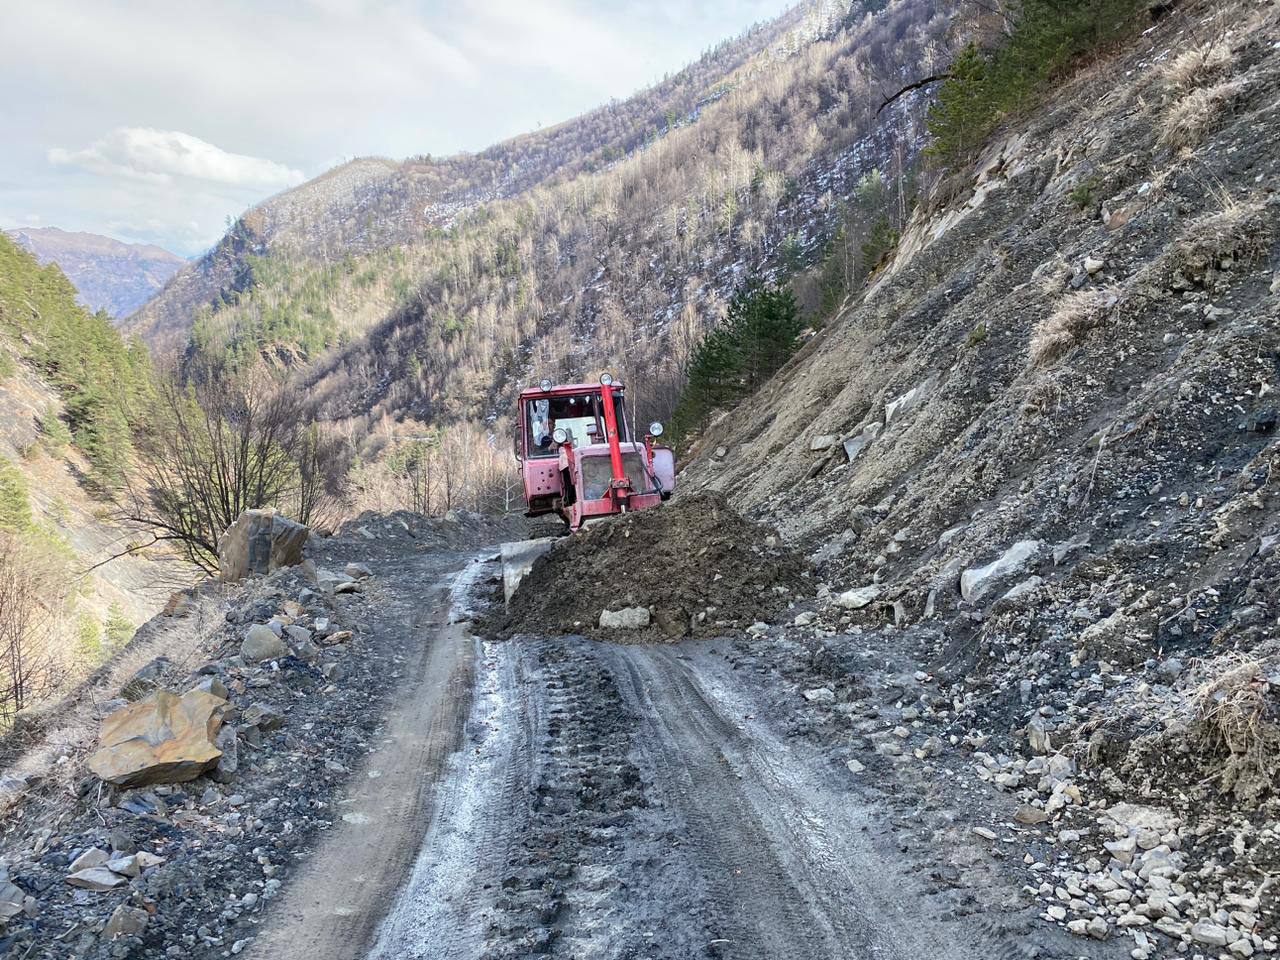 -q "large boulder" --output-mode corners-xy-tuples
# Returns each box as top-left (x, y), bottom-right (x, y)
(87, 689), (228, 788)
(218, 509), (310, 582)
